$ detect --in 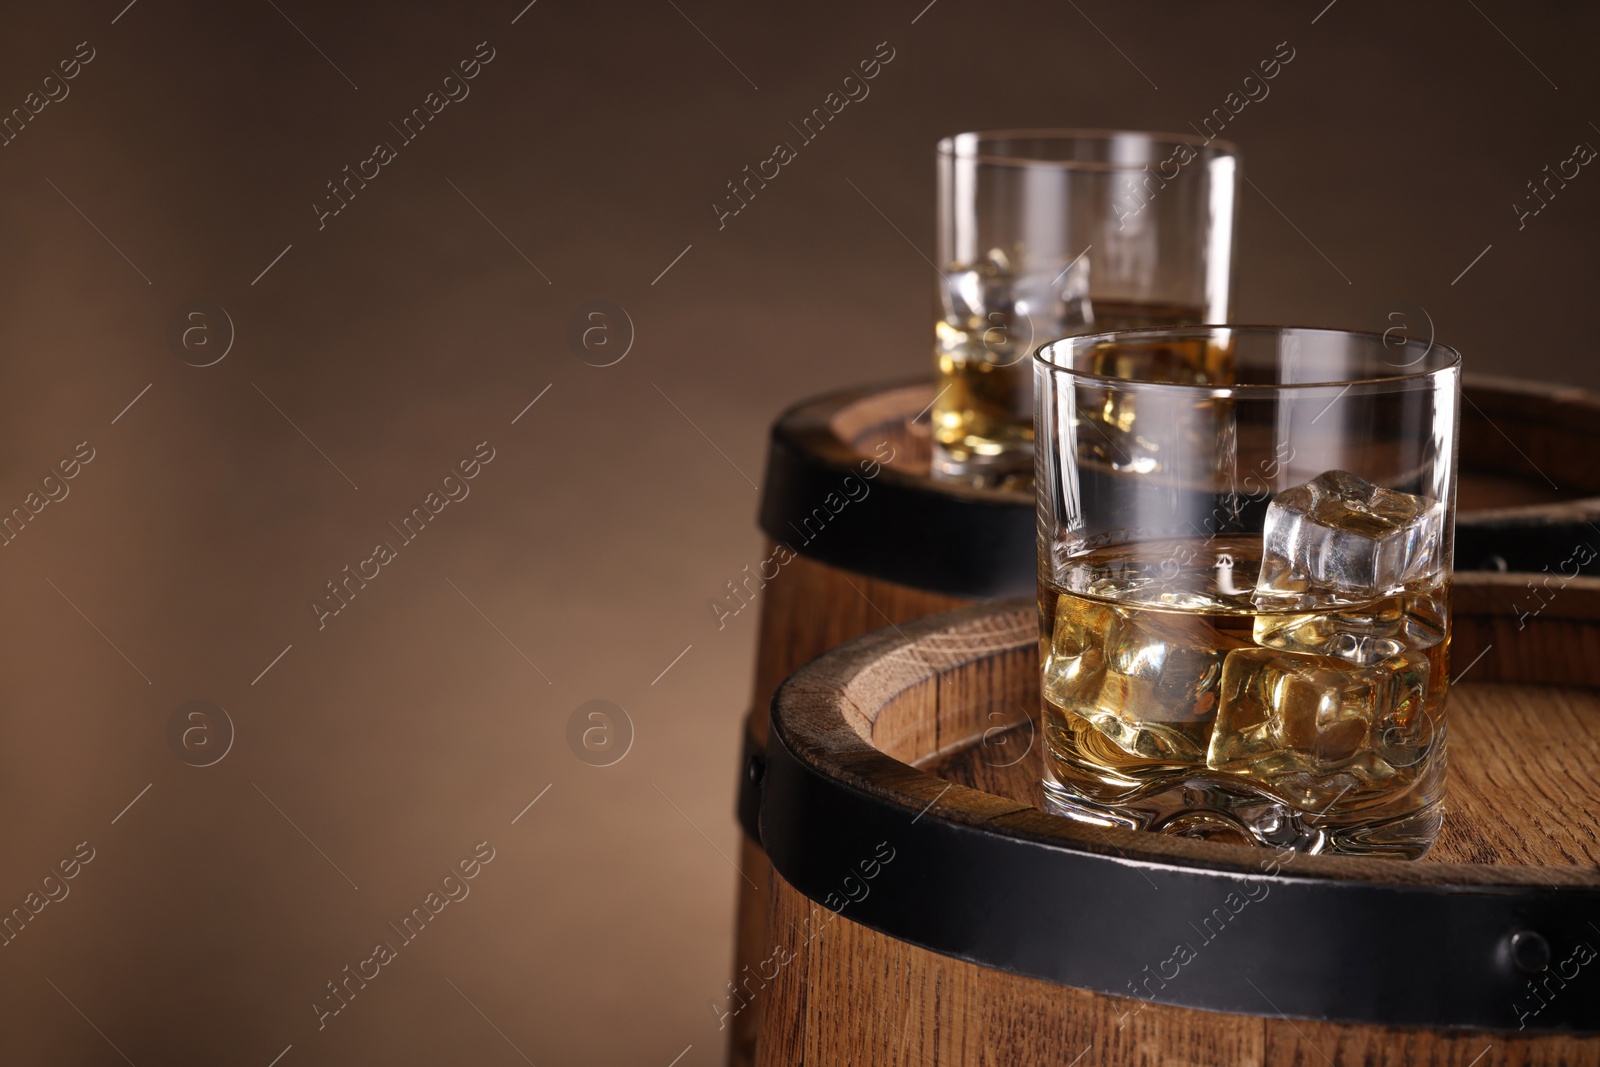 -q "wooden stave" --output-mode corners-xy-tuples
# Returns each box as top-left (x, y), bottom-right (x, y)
(727, 554), (967, 1067)
(754, 871), (1600, 1067)
(757, 577), (1600, 1035)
